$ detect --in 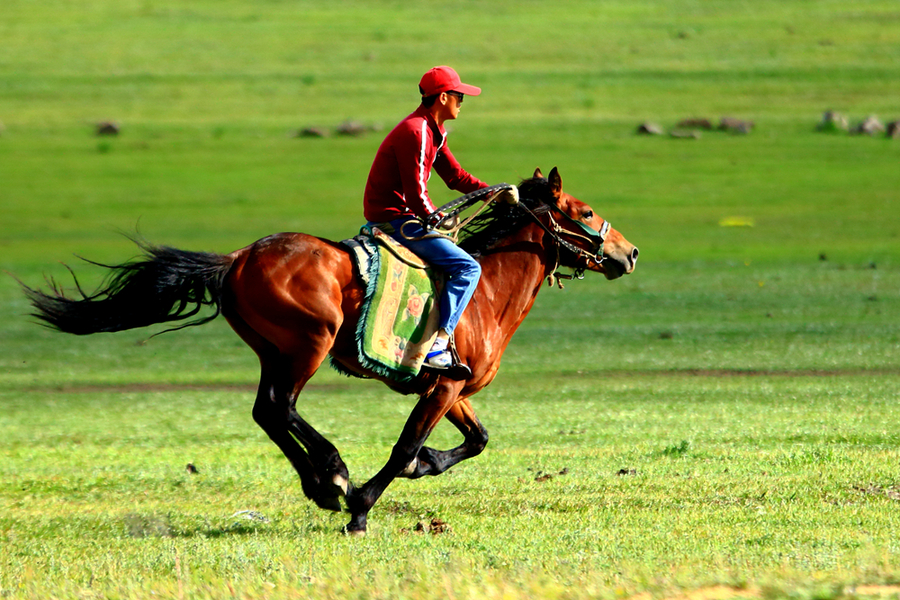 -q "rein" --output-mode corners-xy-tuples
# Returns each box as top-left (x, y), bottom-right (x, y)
(401, 183), (518, 244)
(420, 185), (610, 289)
(514, 201), (610, 288)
